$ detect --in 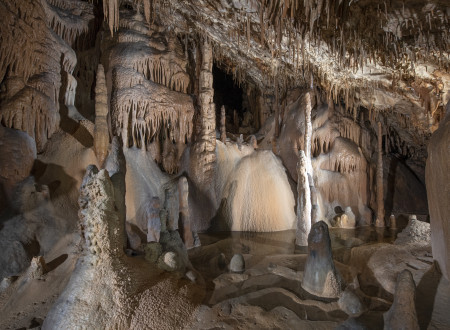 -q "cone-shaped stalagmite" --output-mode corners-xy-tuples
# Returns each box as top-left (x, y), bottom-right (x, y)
(376, 121), (385, 227)
(302, 221), (343, 298)
(94, 64), (109, 168)
(296, 150), (311, 246)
